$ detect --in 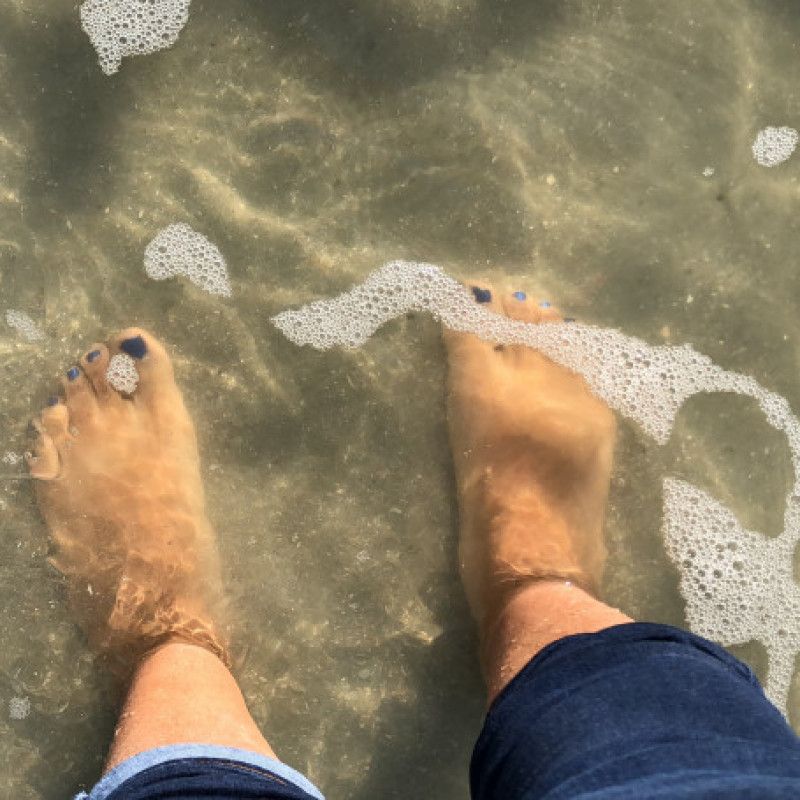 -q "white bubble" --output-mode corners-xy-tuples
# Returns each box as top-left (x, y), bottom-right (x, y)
(663, 479), (800, 712)
(8, 696), (30, 720)
(106, 353), (139, 394)
(144, 223), (232, 297)
(1, 452), (22, 466)
(6, 310), (44, 342)
(752, 126), (798, 167)
(80, 0), (192, 76)
(272, 260), (800, 716)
